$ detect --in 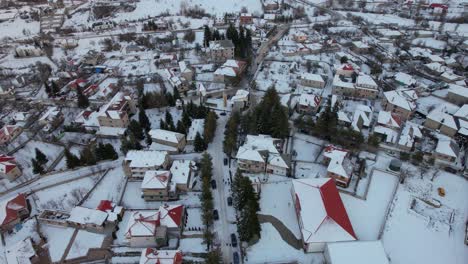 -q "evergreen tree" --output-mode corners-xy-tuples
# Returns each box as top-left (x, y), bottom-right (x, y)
(182, 110), (192, 131)
(104, 143), (118, 160)
(159, 119), (166, 130)
(51, 81), (60, 95)
(205, 249), (222, 264)
(223, 112), (240, 156)
(77, 87), (89, 108)
(194, 132), (206, 152)
(165, 92), (175, 106)
(65, 149), (81, 169)
(173, 87), (181, 101)
(80, 145), (96, 165)
(203, 111), (217, 144)
(203, 25), (212, 47)
(145, 130), (153, 146)
(35, 148), (48, 165)
(165, 111), (174, 129)
(138, 106), (151, 131)
(176, 120), (186, 135)
(44, 82), (51, 96)
(129, 120), (144, 140)
(32, 159), (45, 174)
